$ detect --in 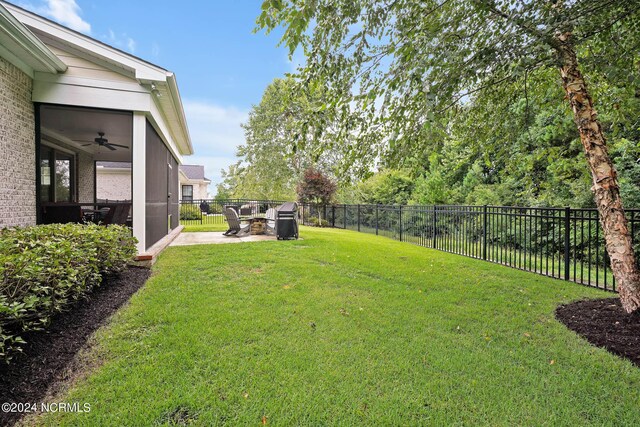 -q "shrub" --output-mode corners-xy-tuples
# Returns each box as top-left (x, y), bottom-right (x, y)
(0, 223), (137, 363)
(180, 204), (201, 220)
(309, 217), (329, 227)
